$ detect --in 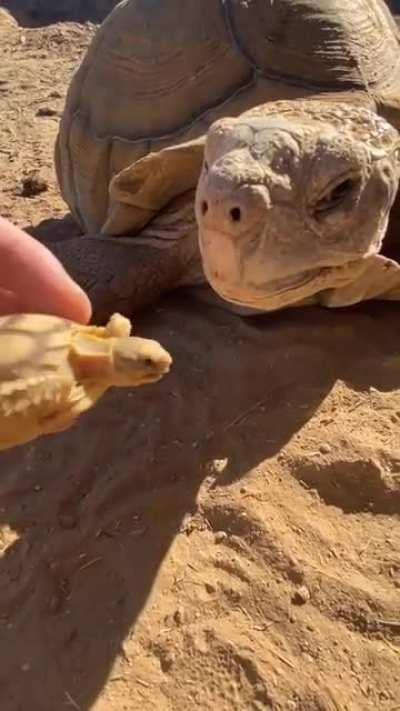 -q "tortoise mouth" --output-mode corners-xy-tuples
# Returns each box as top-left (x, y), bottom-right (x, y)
(125, 364), (171, 386)
(143, 364), (171, 382)
(126, 372), (166, 387)
(205, 265), (347, 311)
